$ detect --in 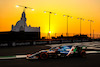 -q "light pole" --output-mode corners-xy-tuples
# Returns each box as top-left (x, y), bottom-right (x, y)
(16, 5), (34, 11)
(16, 5), (34, 31)
(77, 18), (85, 35)
(63, 15), (72, 37)
(88, 20), (94, 37)
(93, 29), (94, 40)
(44, 11), (57, 39)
